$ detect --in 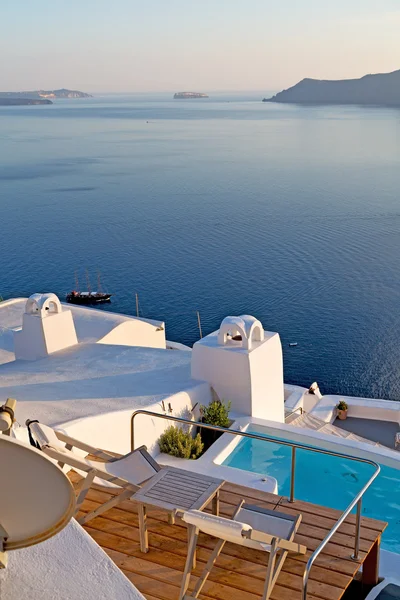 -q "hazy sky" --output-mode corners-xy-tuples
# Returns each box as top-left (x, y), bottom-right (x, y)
(2, 0), (400, 93)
